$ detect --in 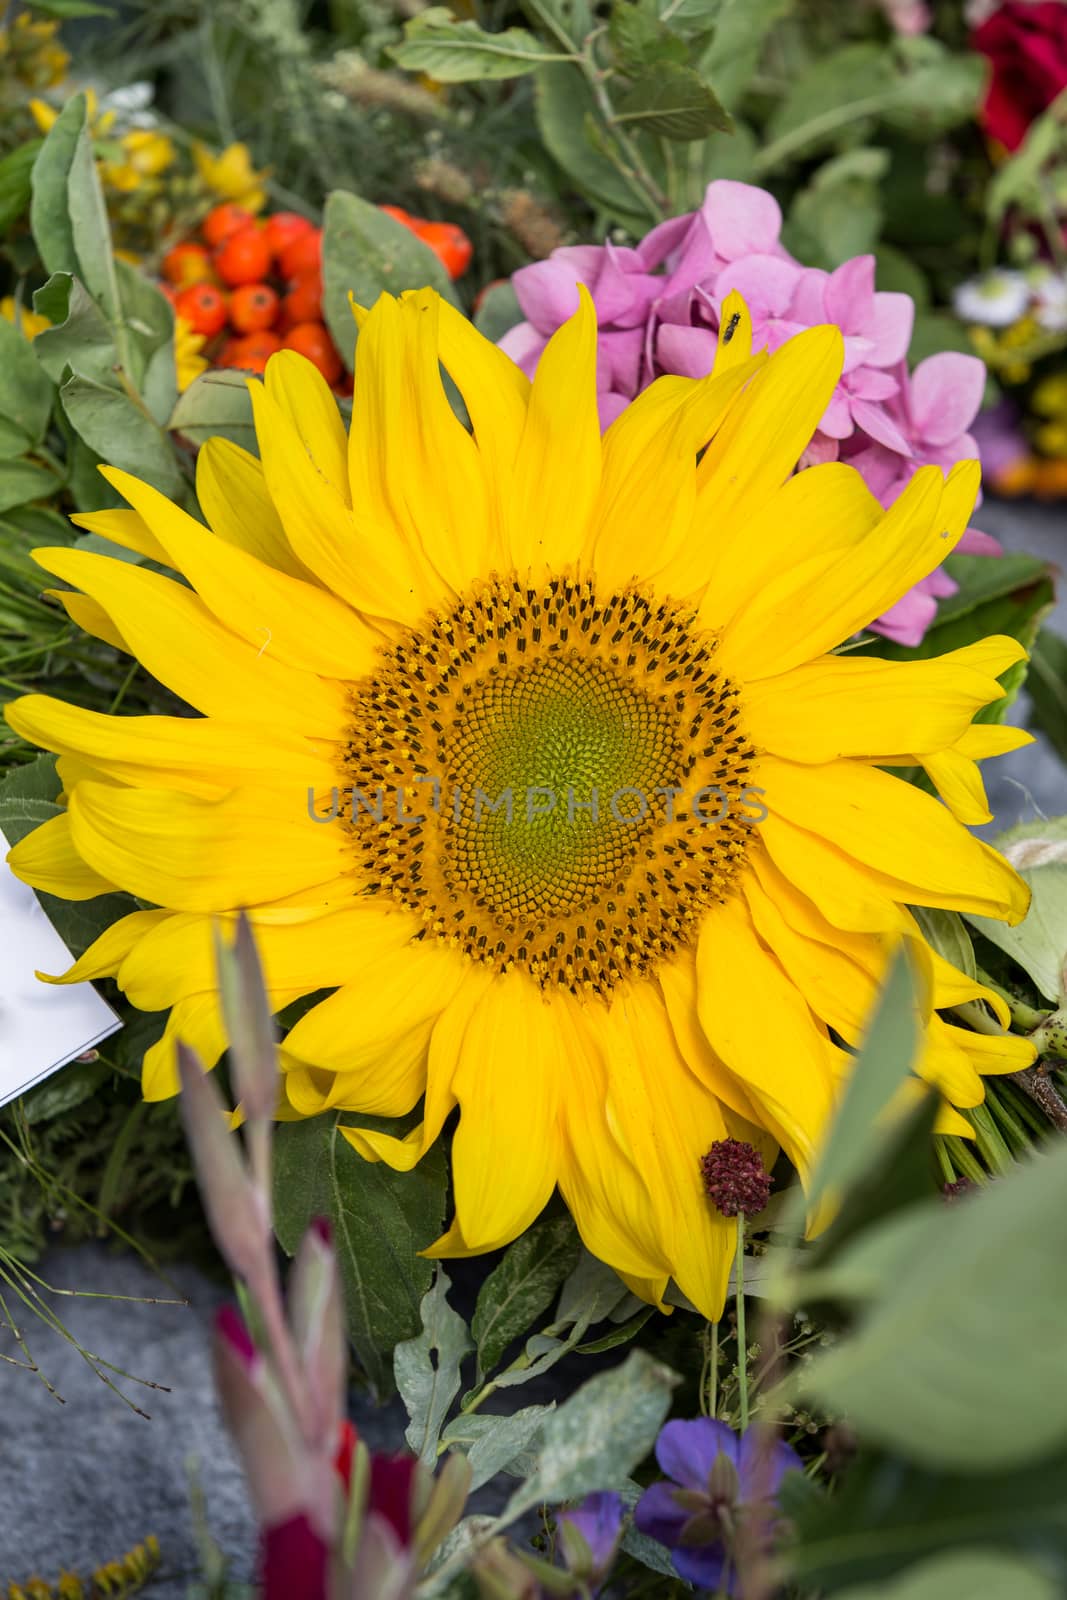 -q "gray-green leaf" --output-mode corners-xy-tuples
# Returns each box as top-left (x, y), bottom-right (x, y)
(395, 1267), (474, 1464)
(391, 7), (562, 81)
(615, 63), (733, 141)
(472, 1214), (580, 1376)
